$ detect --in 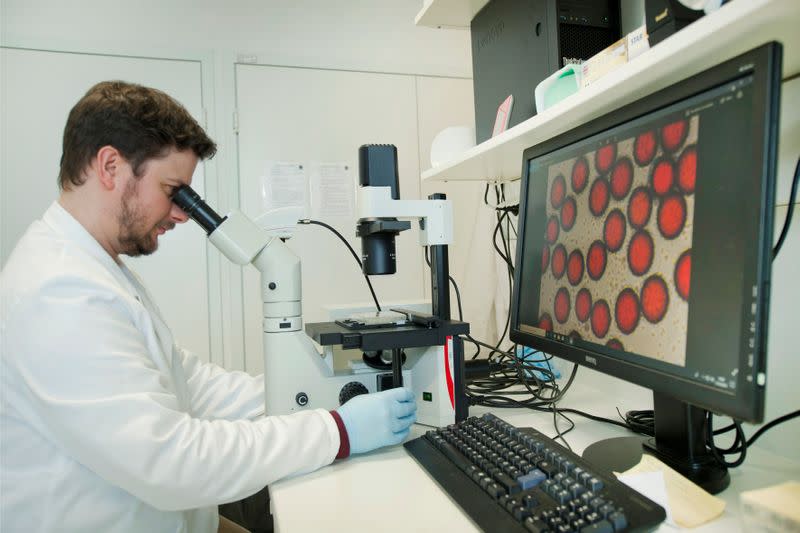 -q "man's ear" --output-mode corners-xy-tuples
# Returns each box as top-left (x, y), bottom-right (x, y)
(95, 145), (126, 191)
